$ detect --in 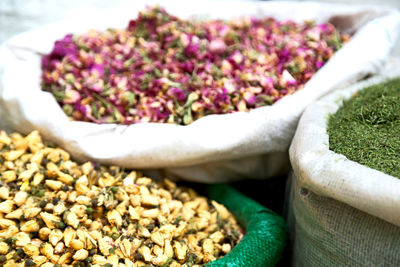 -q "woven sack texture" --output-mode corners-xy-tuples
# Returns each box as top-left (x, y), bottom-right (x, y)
(288, 174), (400, 266)
(206, 184), (288, 267)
